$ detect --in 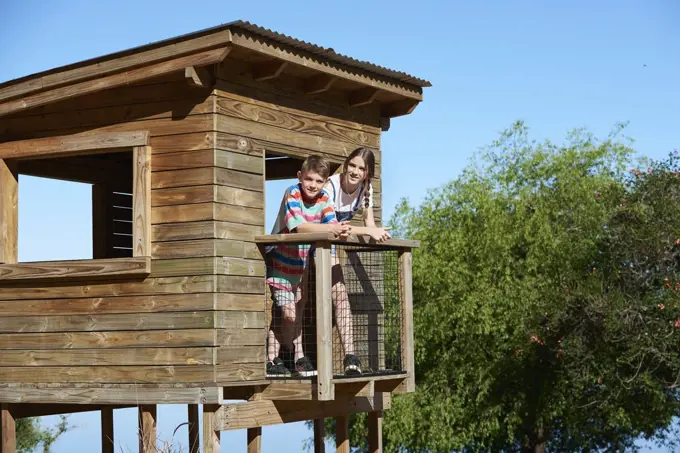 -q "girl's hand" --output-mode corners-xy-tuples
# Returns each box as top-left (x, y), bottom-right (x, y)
(368, 227), (391, 243)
